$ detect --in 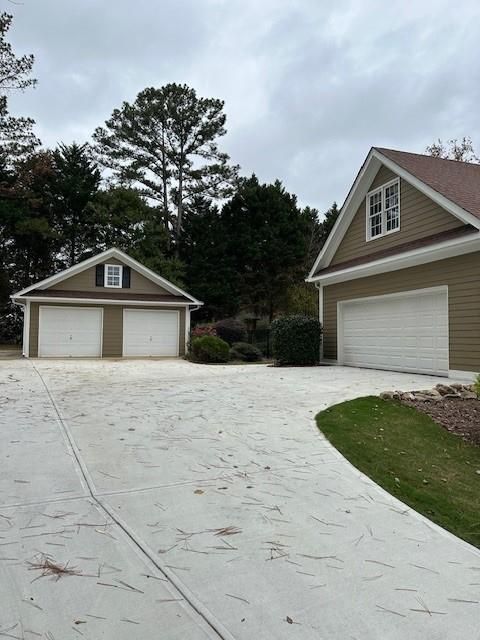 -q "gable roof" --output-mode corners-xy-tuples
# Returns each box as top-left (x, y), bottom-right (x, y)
(307, 147), (480, 280)
(12, 248), (203, 305)
(376, 148), (480, 221)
